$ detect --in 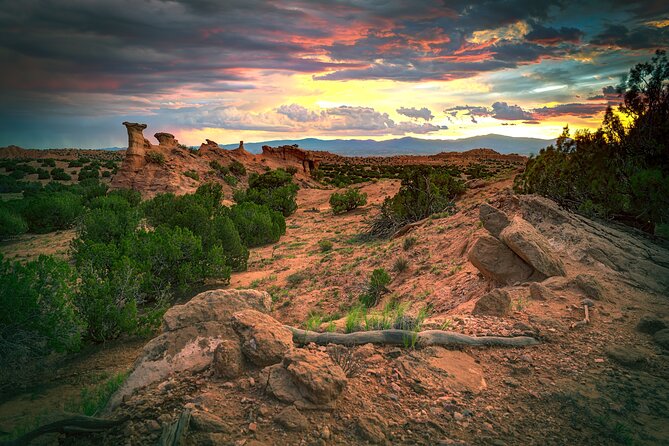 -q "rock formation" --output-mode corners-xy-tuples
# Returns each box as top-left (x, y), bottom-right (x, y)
(121, 122), (150, 170)
(469, 203), (565, 284)
(154, 132), (178, 149)
(199, 139), (219, 151)
(261, 144), (320, 173)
